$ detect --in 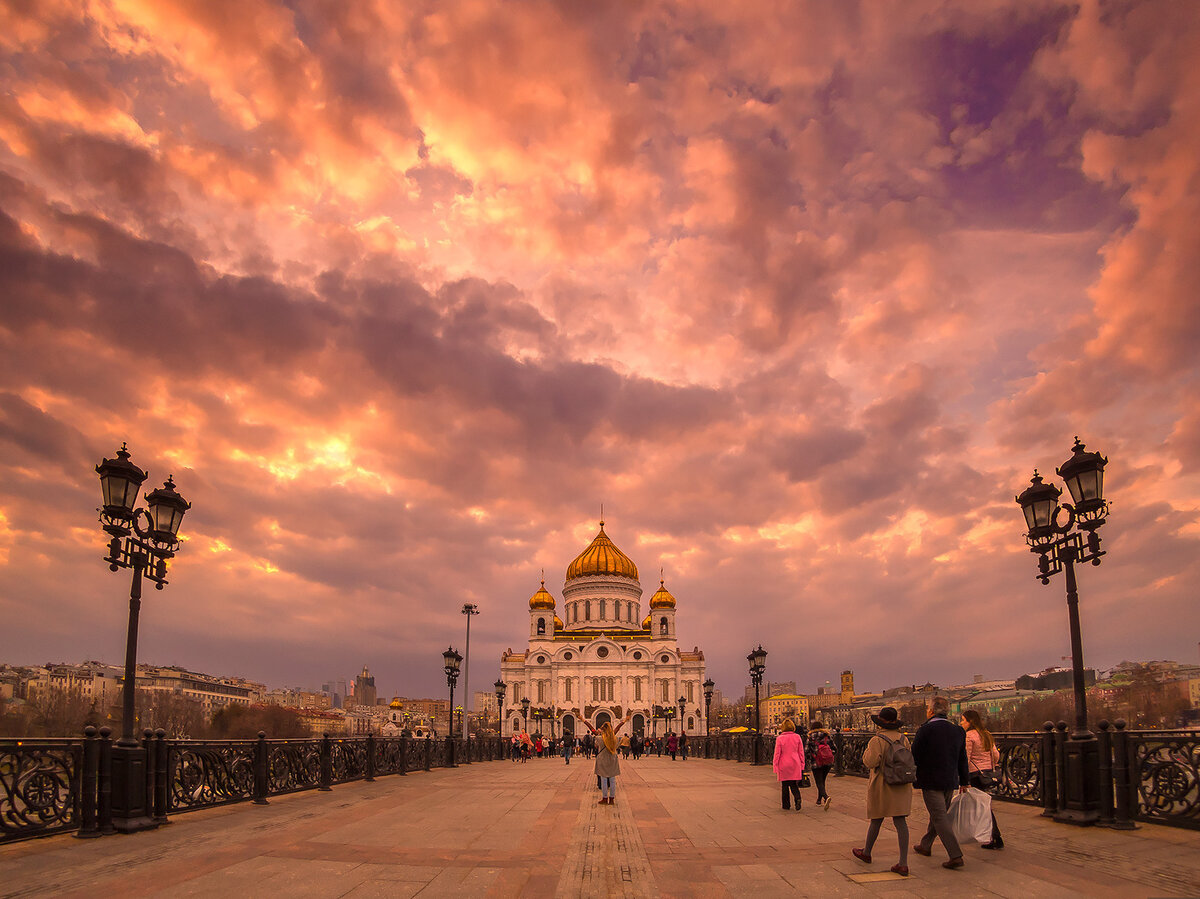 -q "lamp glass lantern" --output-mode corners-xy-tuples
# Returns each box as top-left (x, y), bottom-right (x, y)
(1016, 471), (1062, 541)
(96, 445), (147, 521)
(1056, 438), (1108, 520)
(748, 645), (767, 675)
(494, 679), (506, 702)
(443, 647), (462, 679)
(145, 476), (191, 544)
